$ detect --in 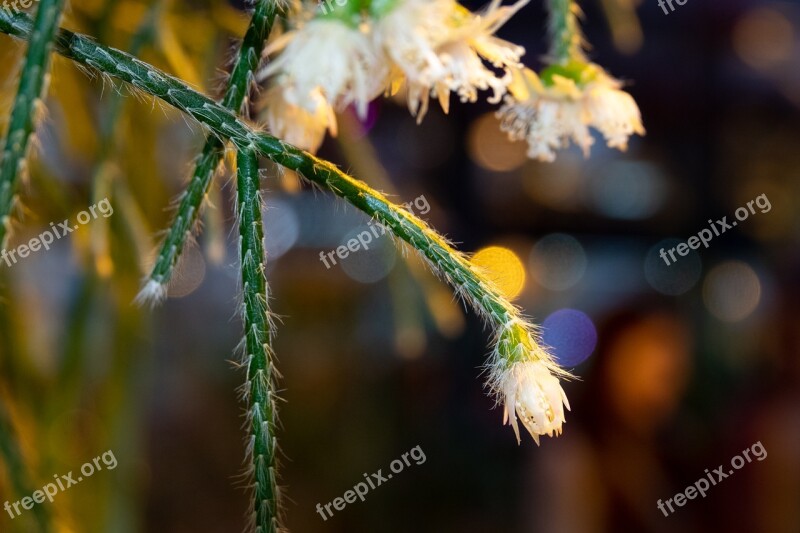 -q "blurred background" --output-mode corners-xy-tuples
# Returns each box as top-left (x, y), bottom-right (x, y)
(1, 0), (799, 531)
